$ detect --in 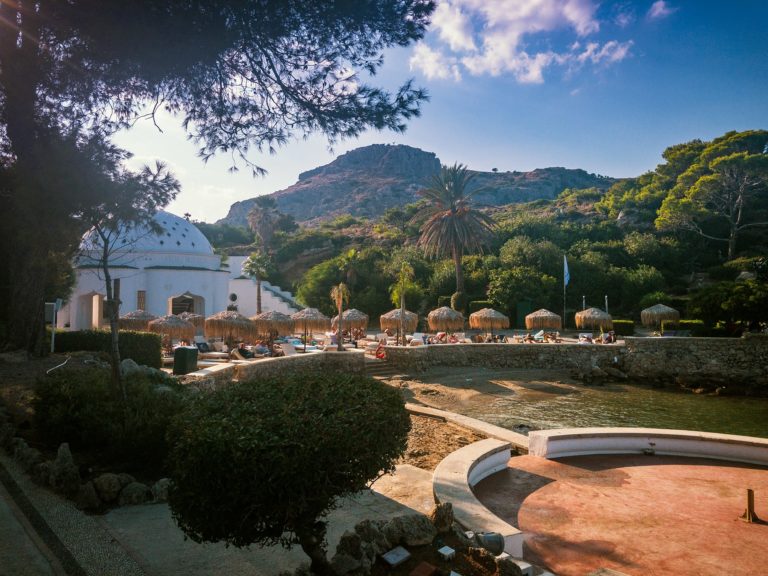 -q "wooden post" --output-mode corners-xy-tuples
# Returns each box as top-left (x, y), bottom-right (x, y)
(740, 489), (761, 523)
